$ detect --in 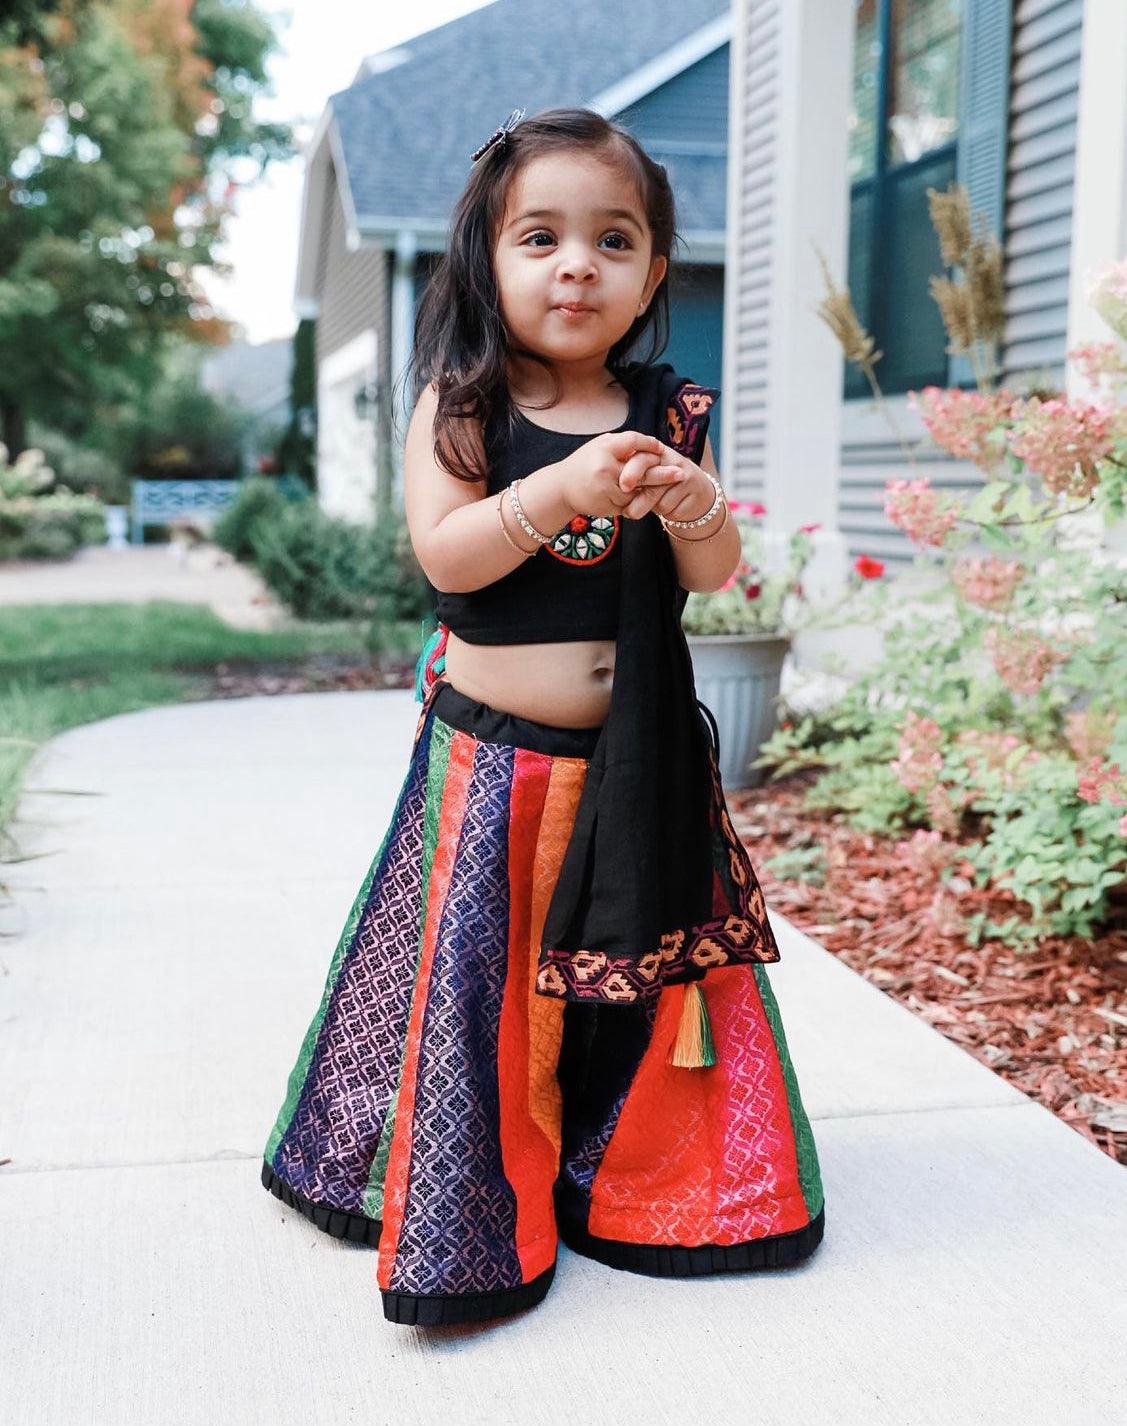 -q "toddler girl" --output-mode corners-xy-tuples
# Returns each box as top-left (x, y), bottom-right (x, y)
(262, 106), (824, 1327)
